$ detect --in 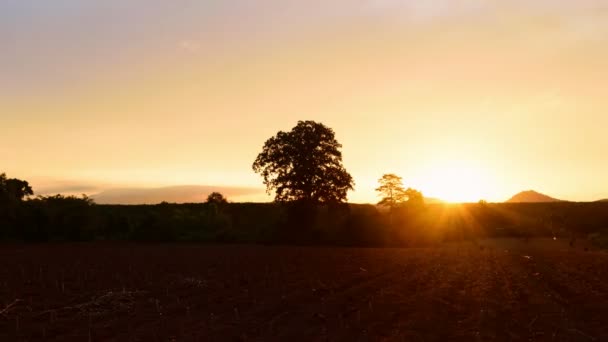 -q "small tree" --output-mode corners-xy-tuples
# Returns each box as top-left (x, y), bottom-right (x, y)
(0, 173), (33, 202)
(206, 192), (228, 204)
(376, 174), (424, 208)
(1, 173), (34, 234)
(376, 174), (407, 207)
(252, 120), (354, 204)
(1, 173), (34, 237)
